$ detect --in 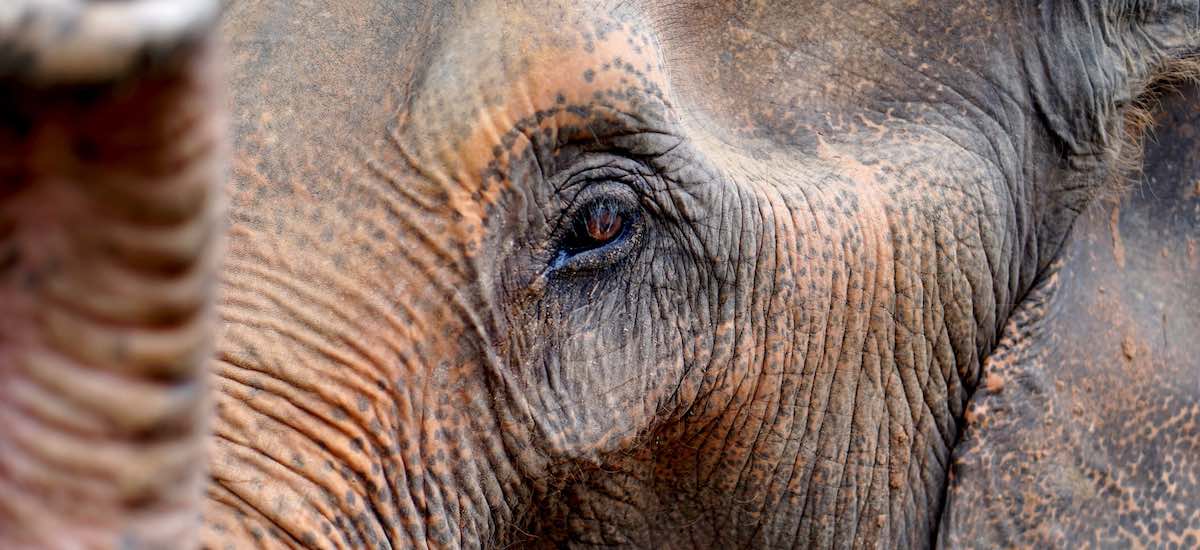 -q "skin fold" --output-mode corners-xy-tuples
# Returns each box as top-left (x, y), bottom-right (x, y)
(1, 0), (1198, 548)
(942, 80), (1200, 547)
